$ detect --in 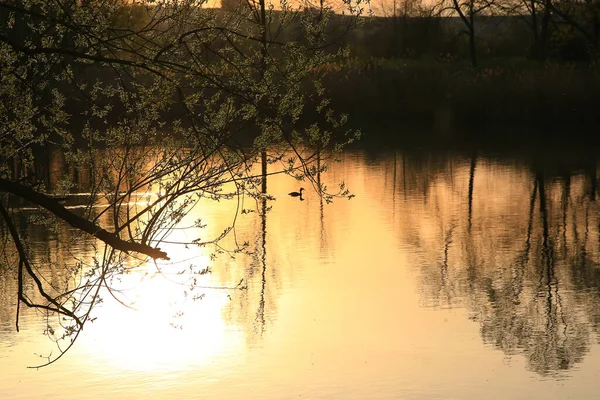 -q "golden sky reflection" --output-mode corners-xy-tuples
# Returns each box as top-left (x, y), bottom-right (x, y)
(3, 148), (600, 399)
